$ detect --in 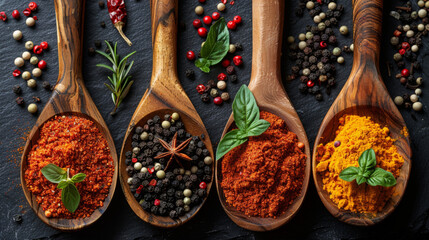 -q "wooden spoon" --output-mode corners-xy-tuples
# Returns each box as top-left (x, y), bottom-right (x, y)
(118, 0), (214, 228)
(215, 0), (311, 232)
(20, 0), (118, 231)
(312, 0), (412, 226)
